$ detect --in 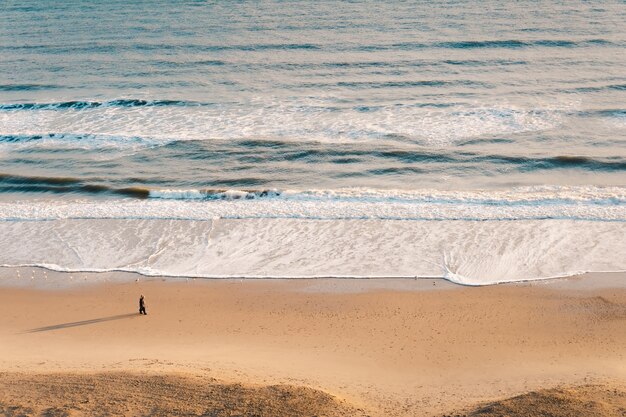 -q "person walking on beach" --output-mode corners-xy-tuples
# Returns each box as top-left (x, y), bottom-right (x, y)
(139, 295), (147, 315)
